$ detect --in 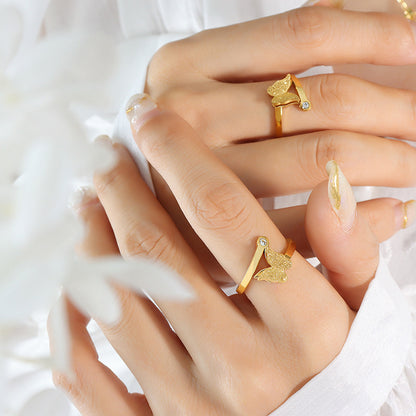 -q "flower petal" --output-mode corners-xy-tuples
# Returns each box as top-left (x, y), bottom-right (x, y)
(48, 297), (71, 375)
(18, 389), (71, 416)
(66, 274), (121, 326)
